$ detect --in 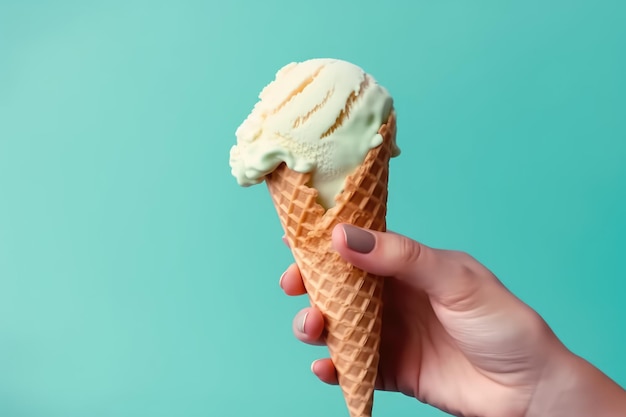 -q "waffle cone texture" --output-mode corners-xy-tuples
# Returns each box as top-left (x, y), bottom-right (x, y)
(265, 111), (396, 417)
